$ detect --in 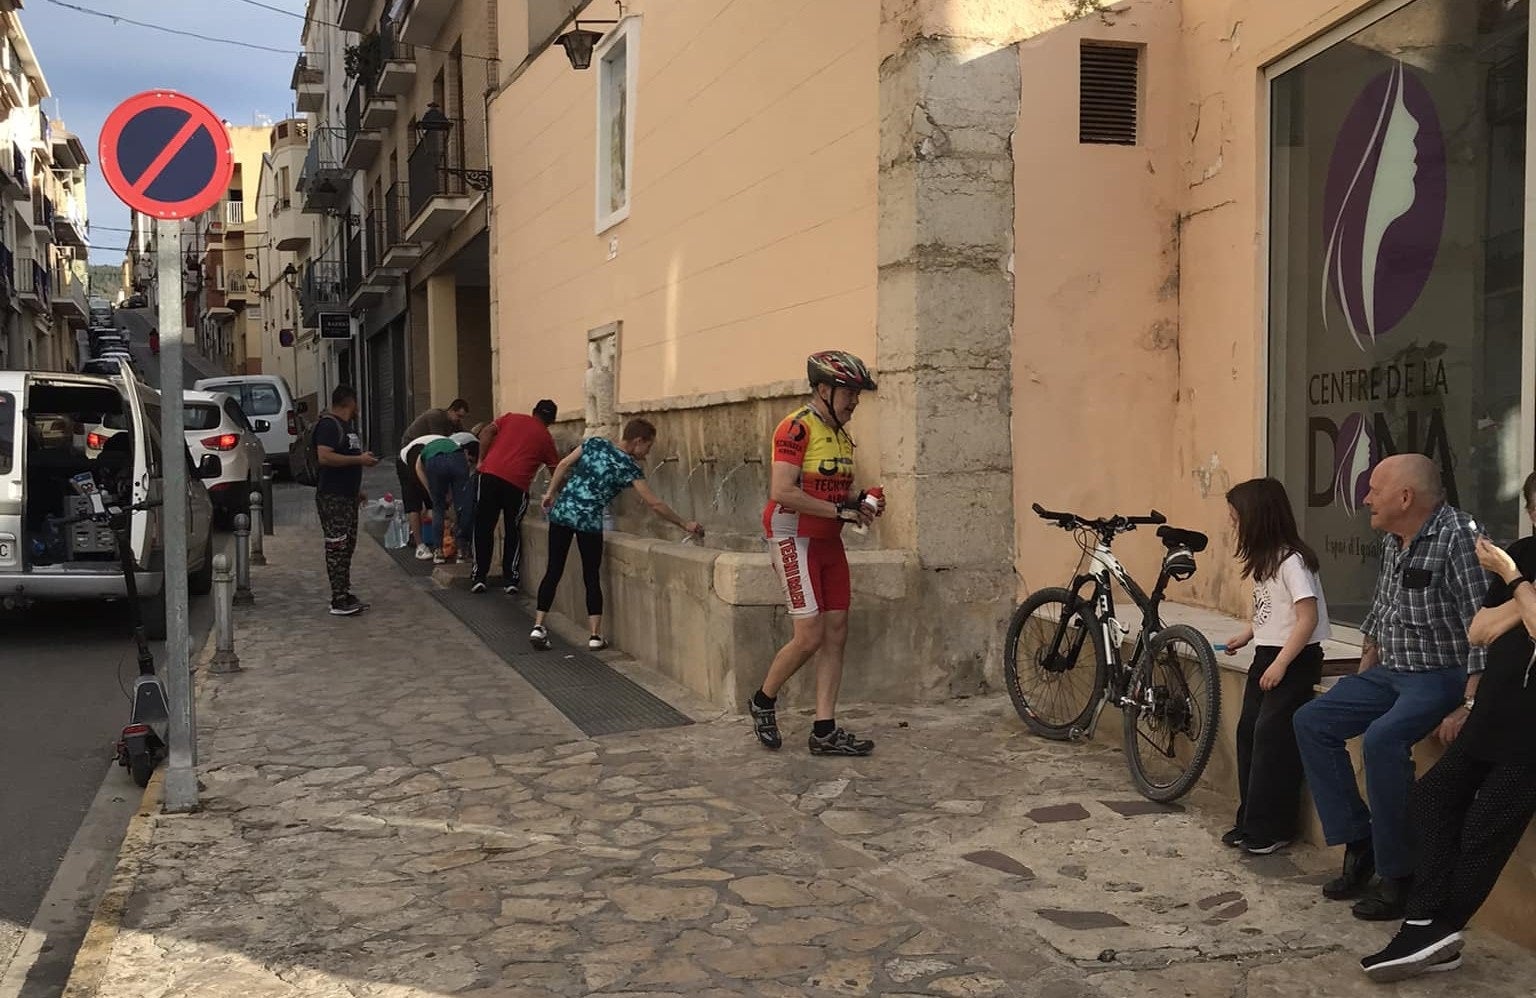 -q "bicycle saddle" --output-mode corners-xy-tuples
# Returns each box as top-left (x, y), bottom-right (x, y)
(1157, 526), (1208, 552)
